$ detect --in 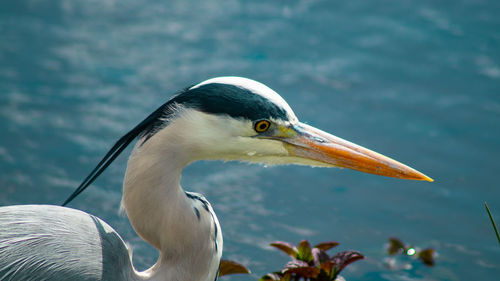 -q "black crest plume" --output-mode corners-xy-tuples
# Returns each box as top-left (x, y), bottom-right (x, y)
(61, 101), (171, 206)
